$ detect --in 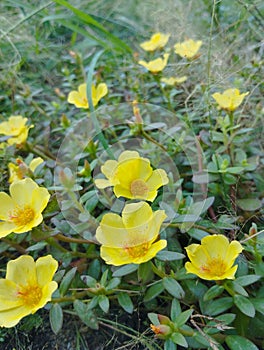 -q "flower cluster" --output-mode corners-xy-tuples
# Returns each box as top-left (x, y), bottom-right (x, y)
(0, 116), (33, 146)
(95, 150), (168, 265)
(0, 158), (58, 327)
